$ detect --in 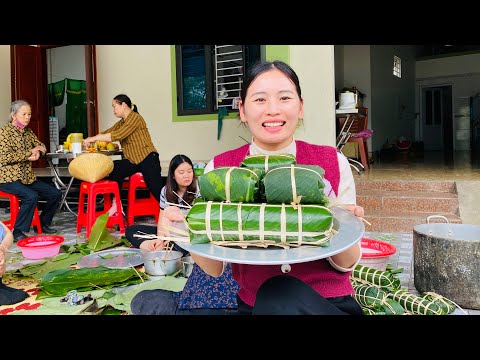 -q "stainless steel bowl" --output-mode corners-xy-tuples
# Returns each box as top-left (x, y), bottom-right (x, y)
(140, 249), (182, 276)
